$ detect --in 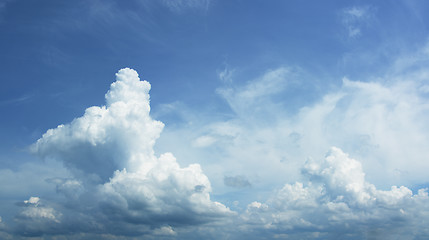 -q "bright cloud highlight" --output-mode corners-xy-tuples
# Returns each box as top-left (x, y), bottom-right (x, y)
(10, 68), (232, 238)
(2, 65), (429, 239)
(241, 147), (429, 239)
(2, 1), (429, 239)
